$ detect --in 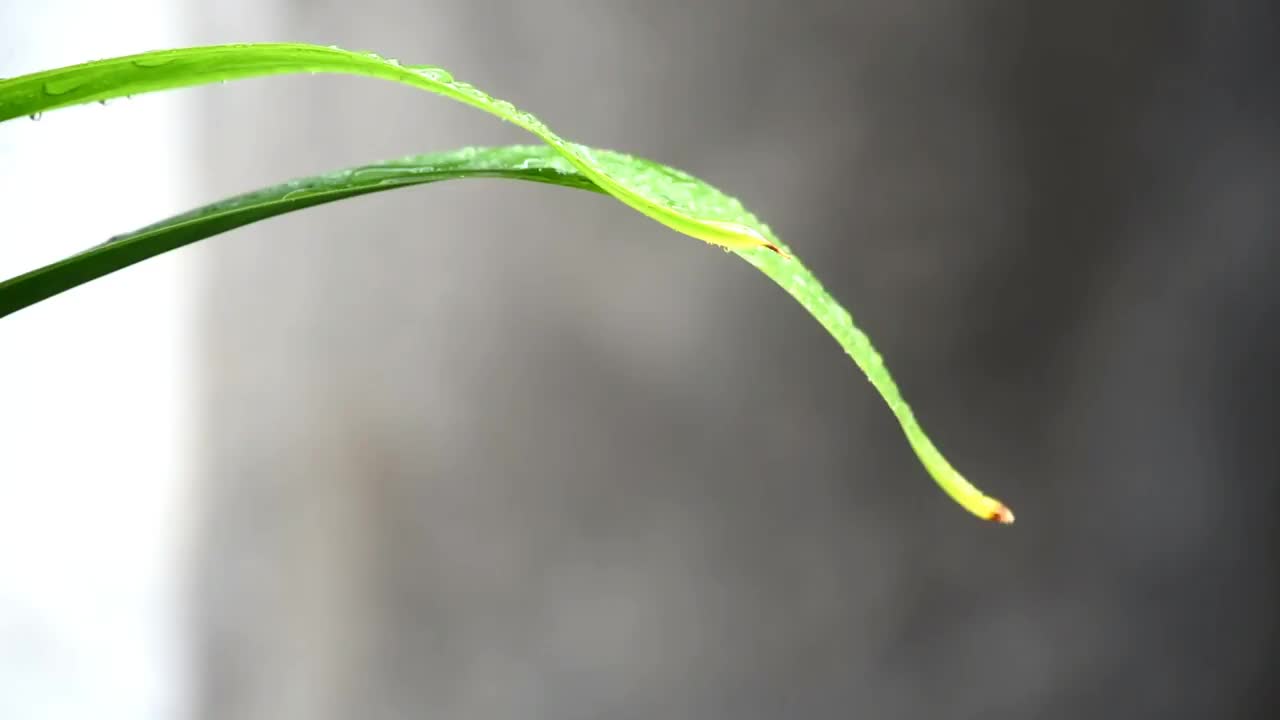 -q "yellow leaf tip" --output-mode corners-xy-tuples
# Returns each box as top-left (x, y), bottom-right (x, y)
(988, 504), (1015, 525)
